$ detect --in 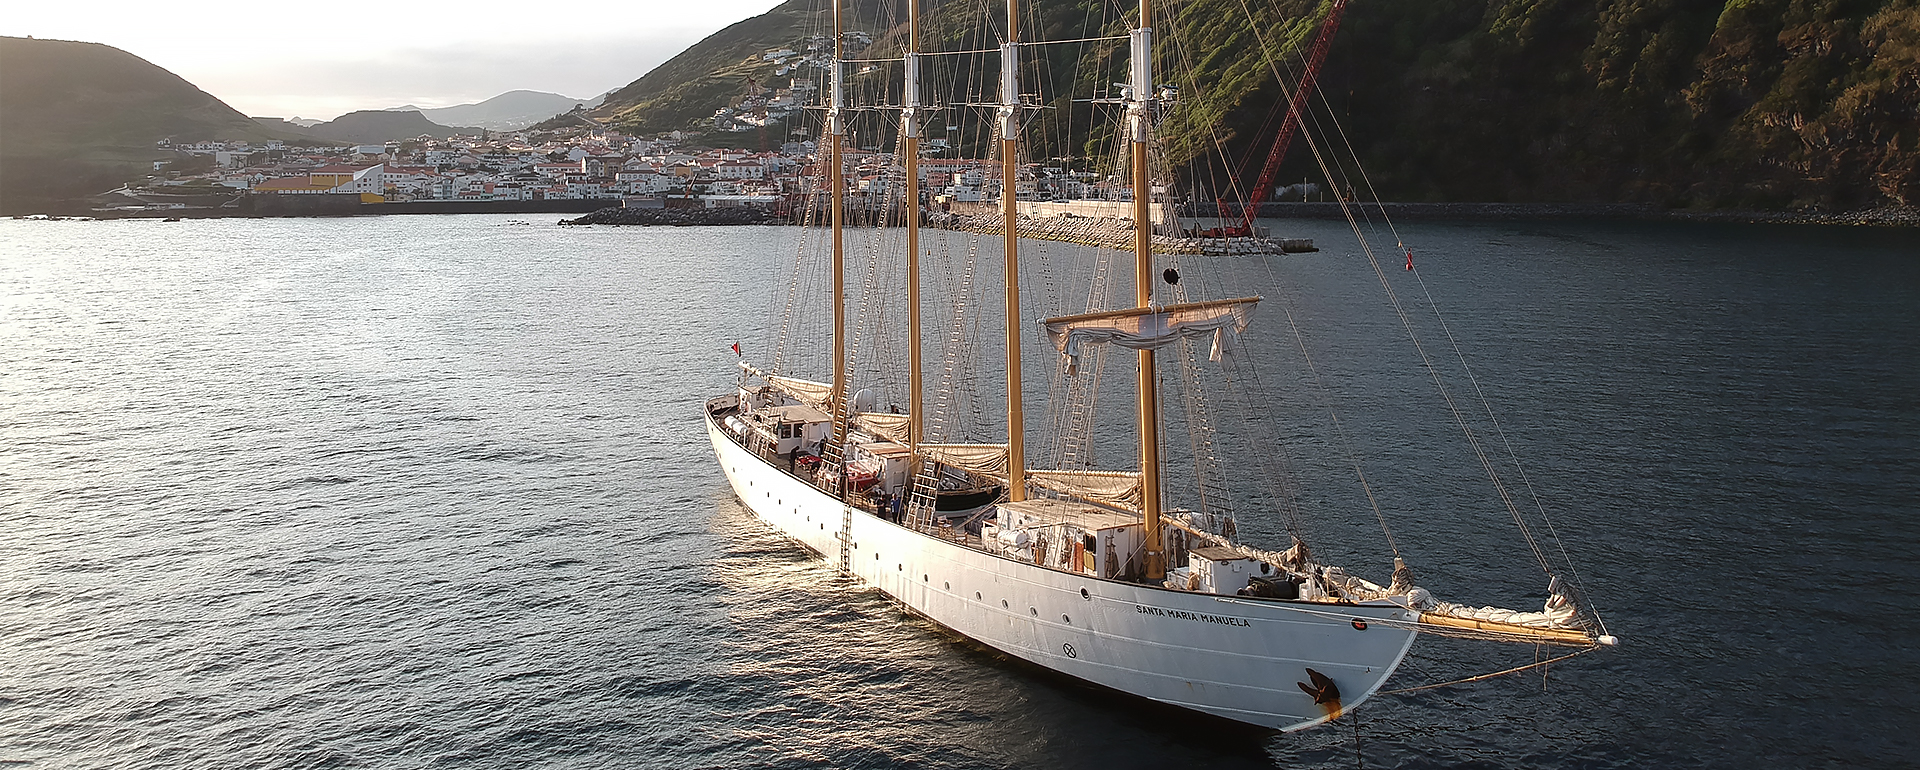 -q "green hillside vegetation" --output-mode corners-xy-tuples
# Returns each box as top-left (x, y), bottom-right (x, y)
(586, 0), (1917, 210)
(555, 0), (863, 134)
(1309, 0), (1920, 208)
(0, 36), (311, 214)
